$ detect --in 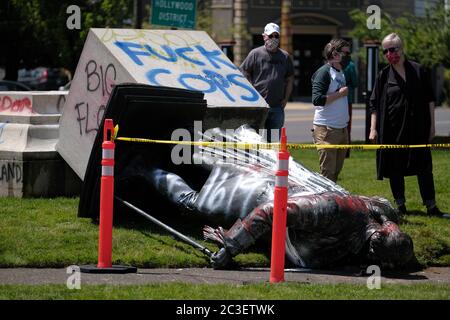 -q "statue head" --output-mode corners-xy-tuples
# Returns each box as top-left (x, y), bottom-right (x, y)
(367, 221), (414, 268)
